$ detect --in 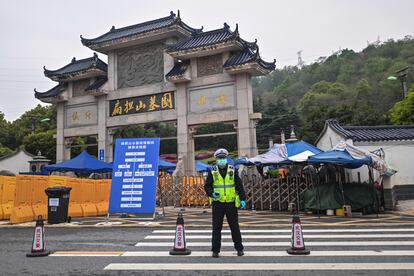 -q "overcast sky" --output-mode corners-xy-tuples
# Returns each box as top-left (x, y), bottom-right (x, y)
(1, 0), (413, 121)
